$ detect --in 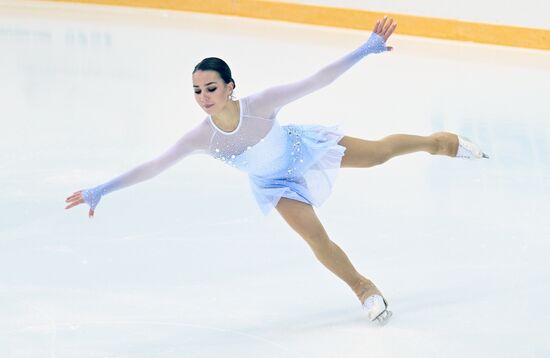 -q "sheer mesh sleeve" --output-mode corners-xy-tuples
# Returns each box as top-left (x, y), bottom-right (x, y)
(249, 33), (387, 116)
(81, 119), (212, 211)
